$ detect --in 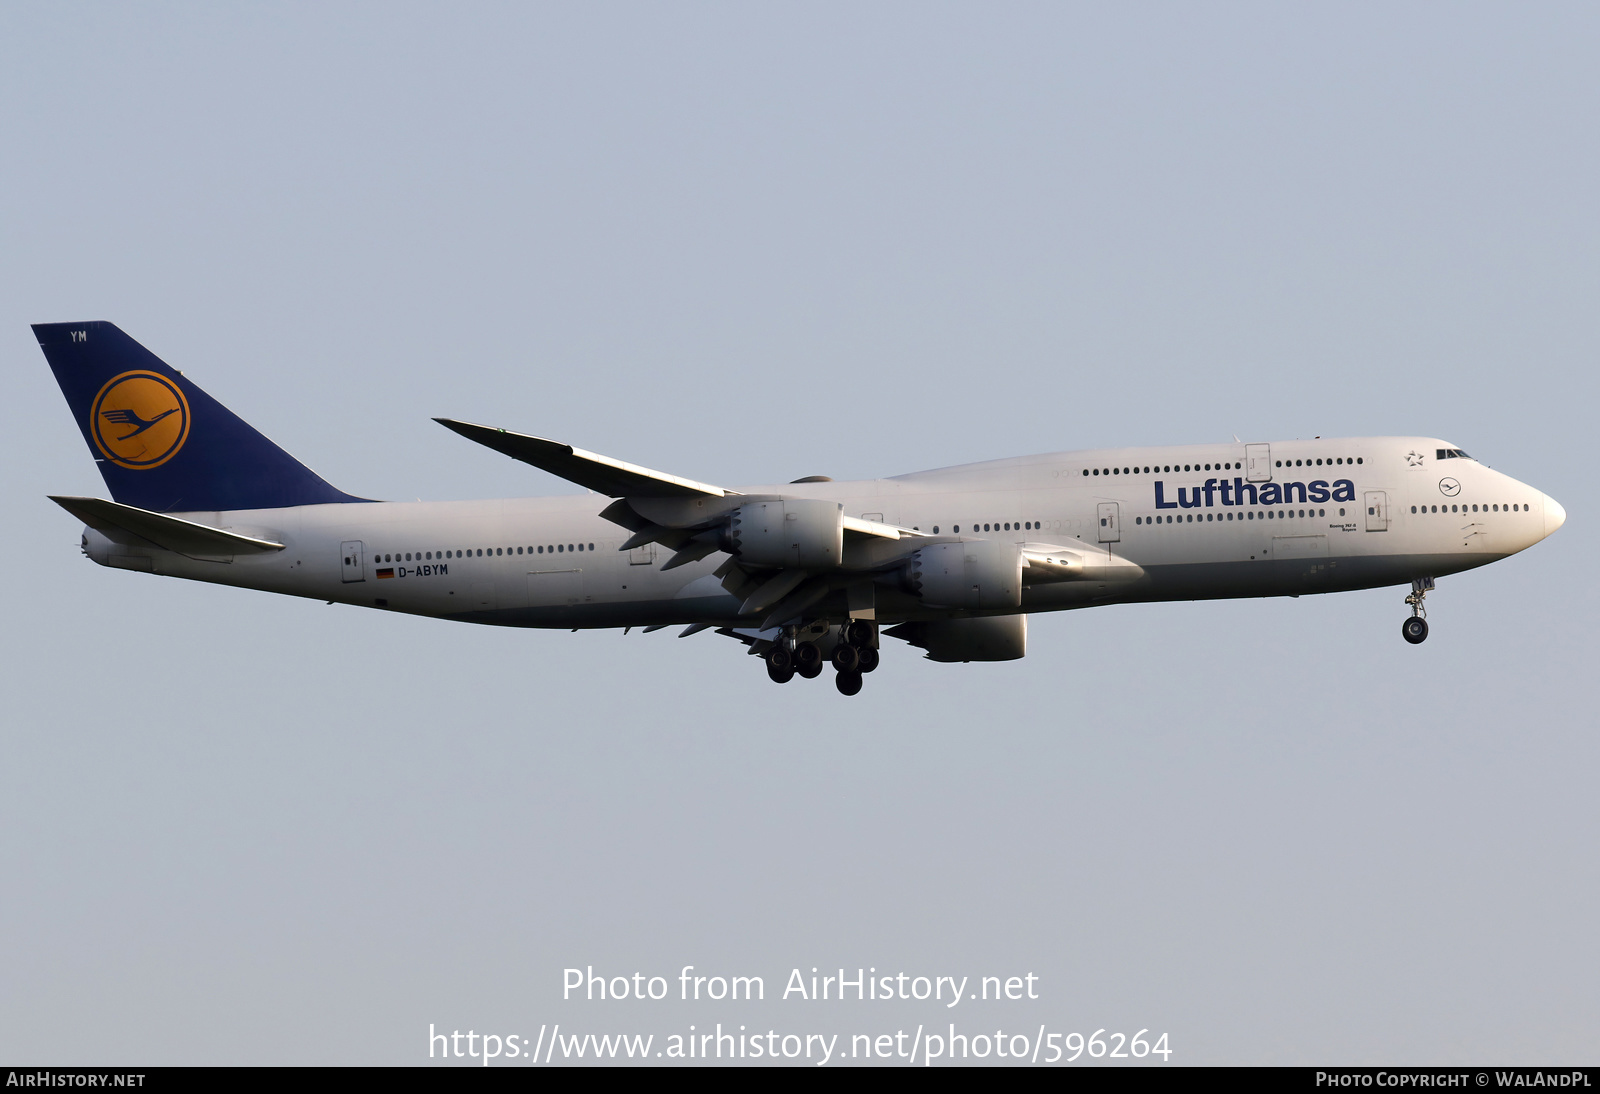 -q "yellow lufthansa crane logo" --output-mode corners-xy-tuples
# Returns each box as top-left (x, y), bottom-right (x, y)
(90, 371), (191, 470)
